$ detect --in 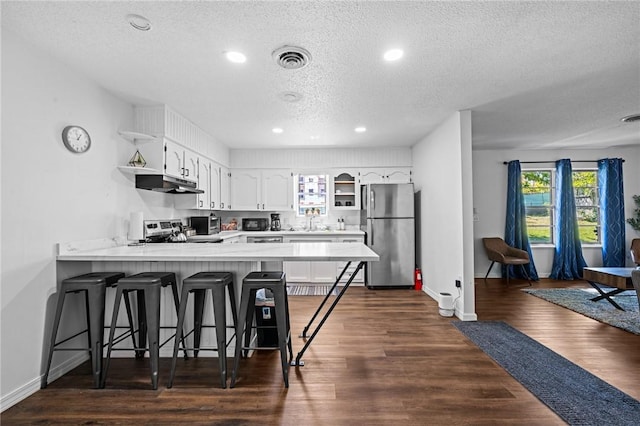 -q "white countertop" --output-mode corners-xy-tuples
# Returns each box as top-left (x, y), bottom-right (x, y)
(57, 242), (378, 262)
